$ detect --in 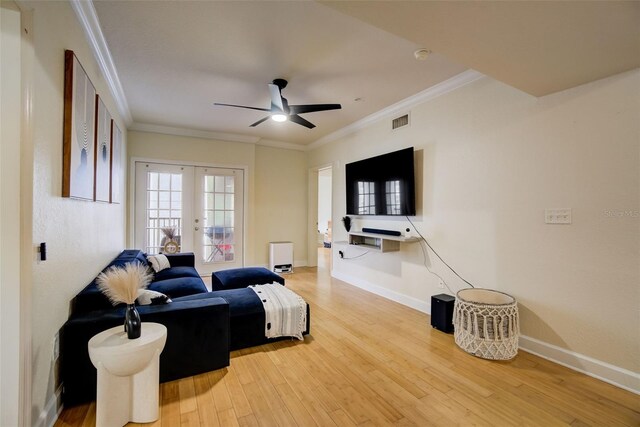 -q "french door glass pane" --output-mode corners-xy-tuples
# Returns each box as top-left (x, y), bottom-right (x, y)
(203, 174), (235, 263)
(146, 171), (183, 254)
